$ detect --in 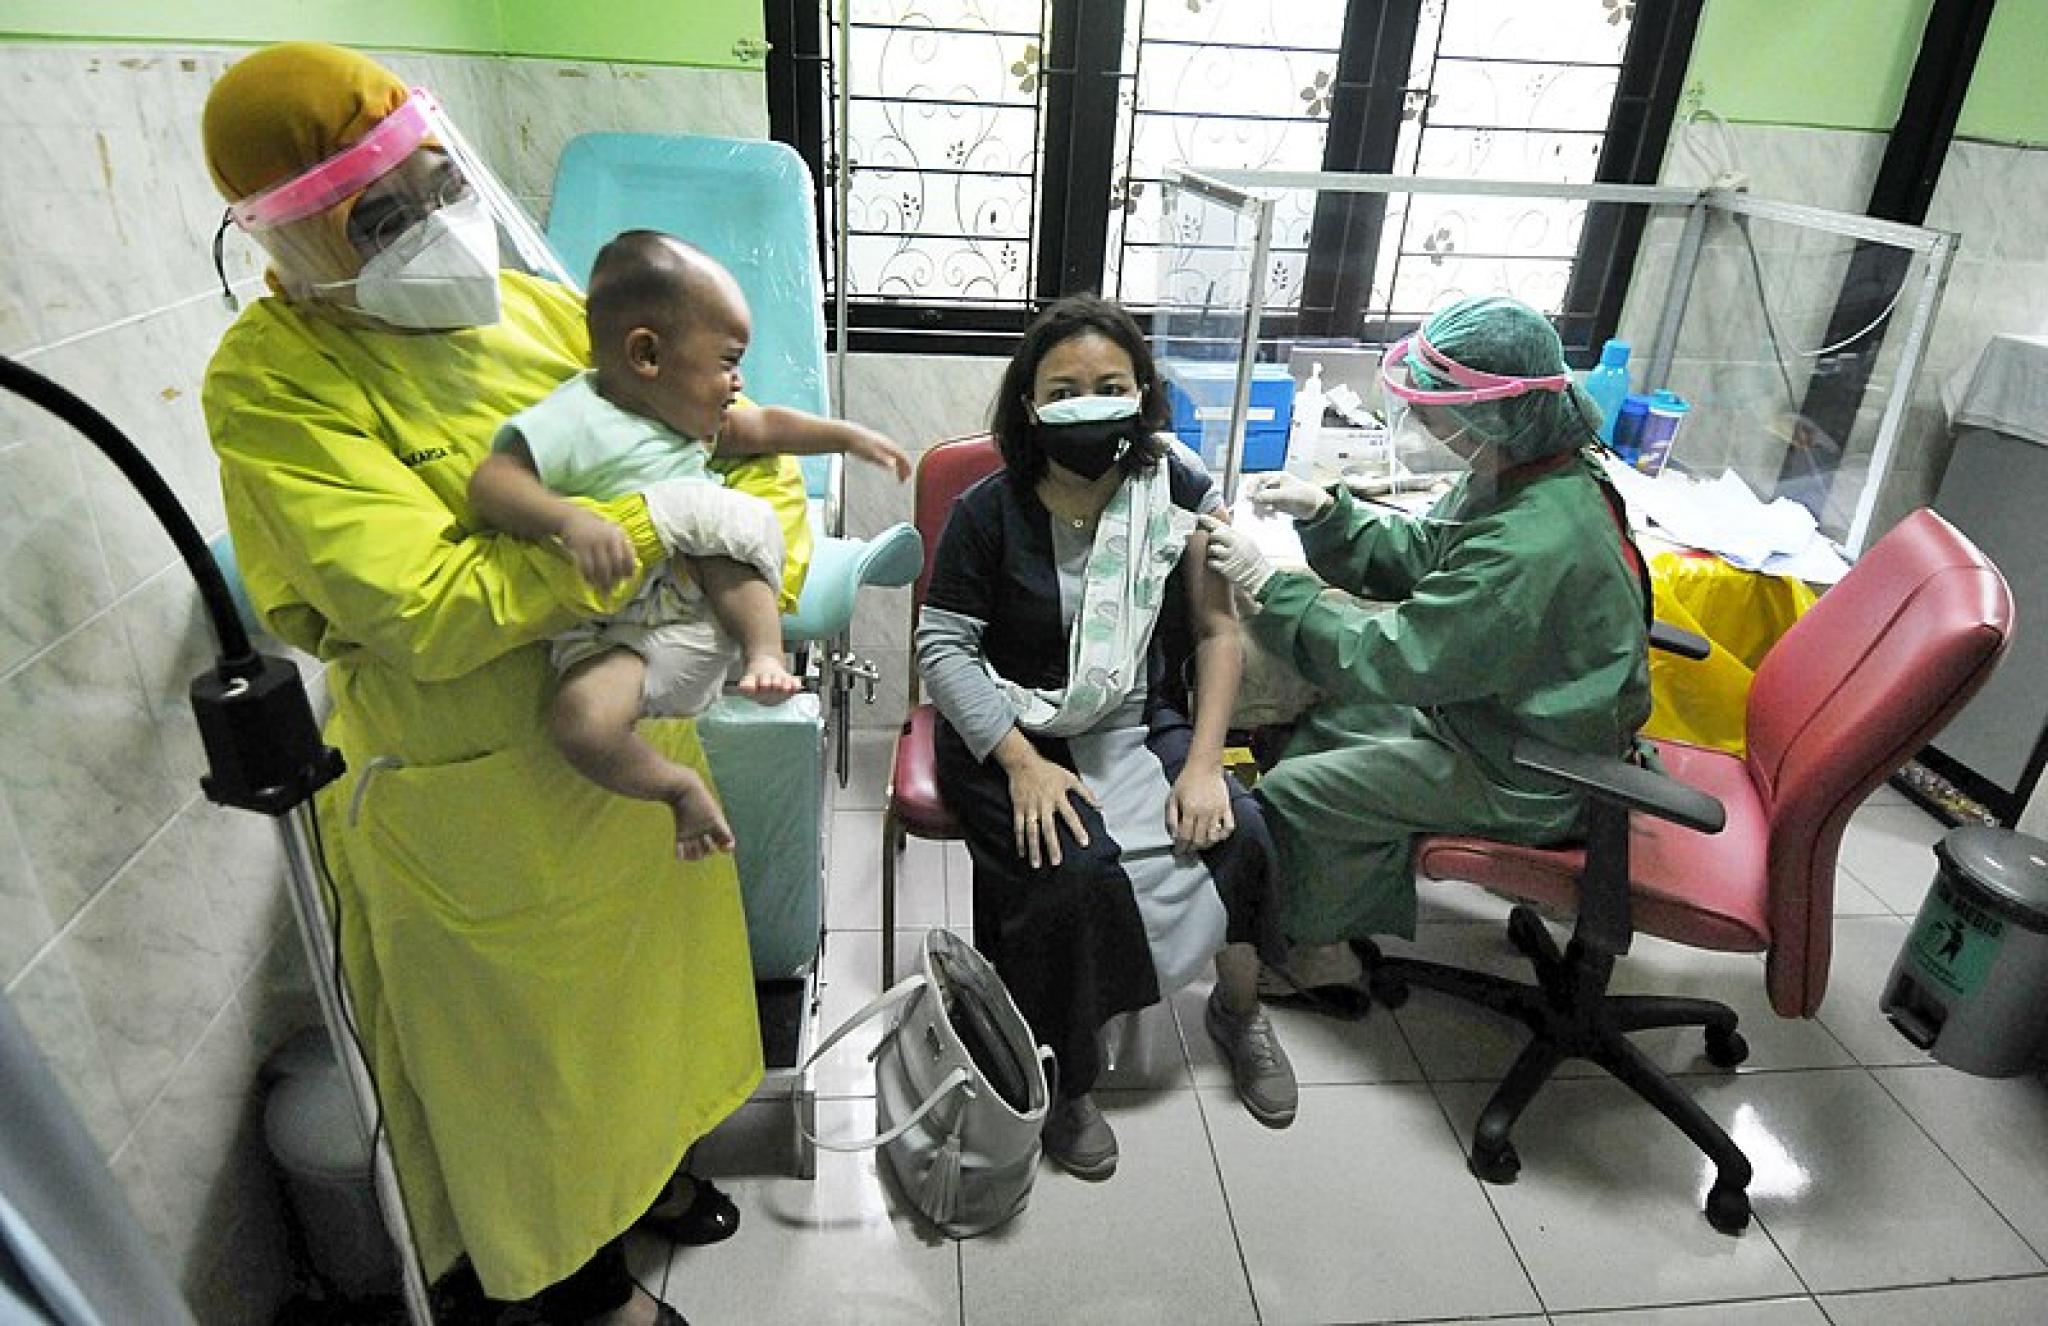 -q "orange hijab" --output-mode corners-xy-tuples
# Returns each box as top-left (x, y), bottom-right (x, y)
(203, 42), (409, 202)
